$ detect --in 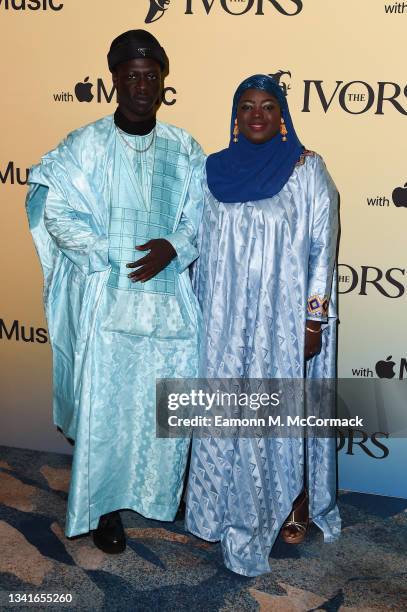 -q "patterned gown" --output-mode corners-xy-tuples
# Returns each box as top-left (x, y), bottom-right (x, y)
(185, 151), (341, 577)
(26, 117), (204, 536)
